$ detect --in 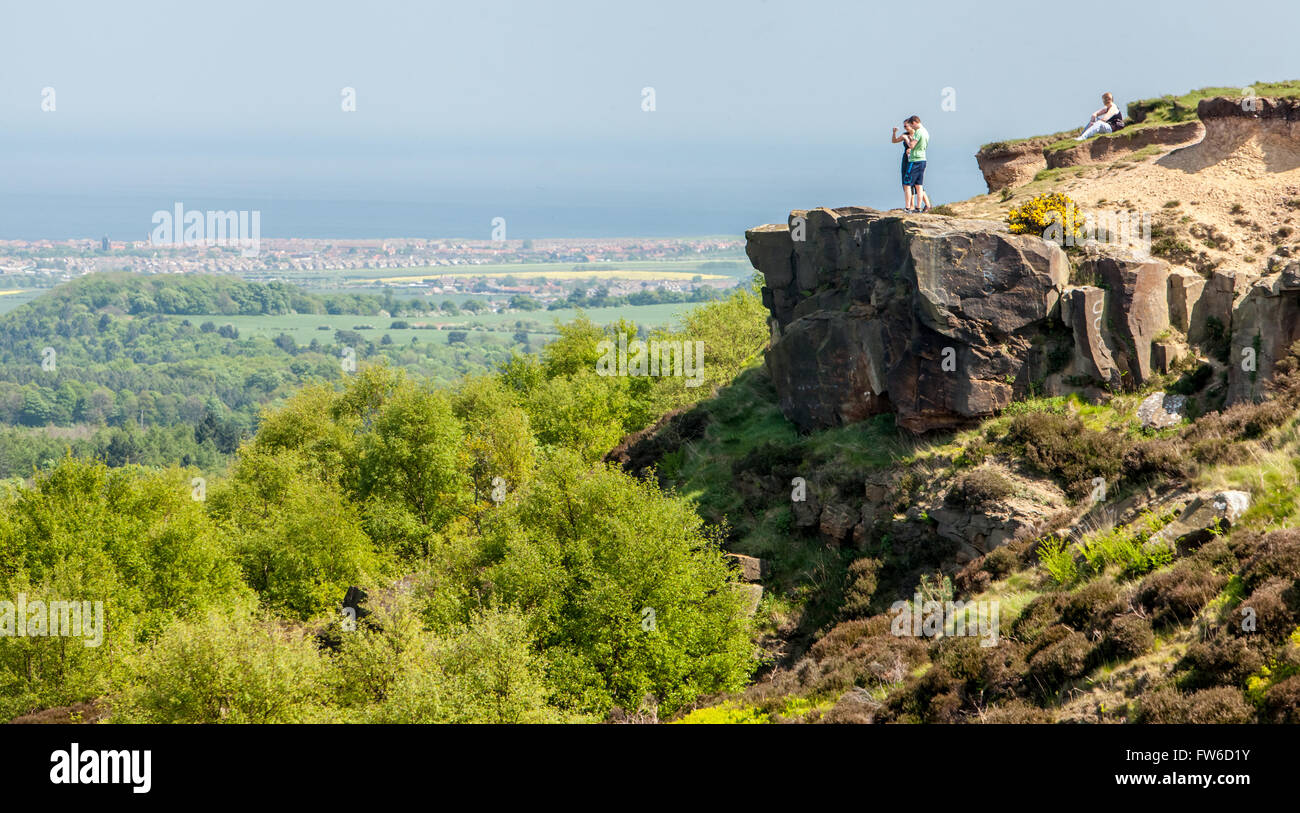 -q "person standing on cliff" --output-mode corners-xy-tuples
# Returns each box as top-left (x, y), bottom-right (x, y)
(904, 115), (931, 213)
(892, 120), (916, 211)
